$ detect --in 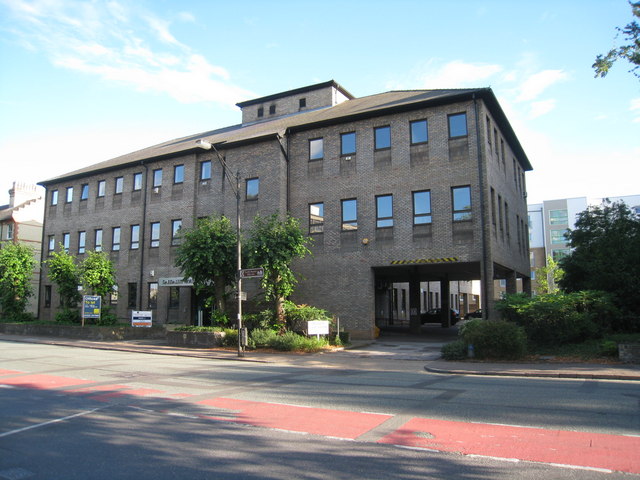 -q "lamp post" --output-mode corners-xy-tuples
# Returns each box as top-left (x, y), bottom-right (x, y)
(195, 139), (245, 357)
